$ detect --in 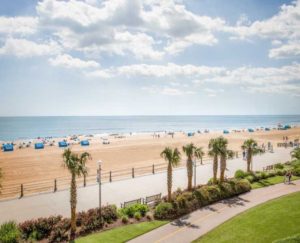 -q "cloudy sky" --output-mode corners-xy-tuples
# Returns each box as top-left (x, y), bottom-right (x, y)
(0, 0), (300, 116)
